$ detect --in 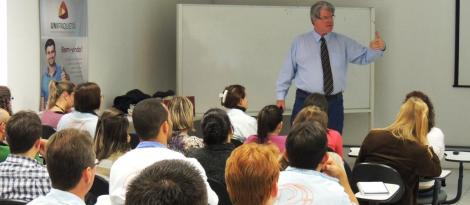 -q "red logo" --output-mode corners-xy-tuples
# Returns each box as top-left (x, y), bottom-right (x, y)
(58, 1), (68, 19)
